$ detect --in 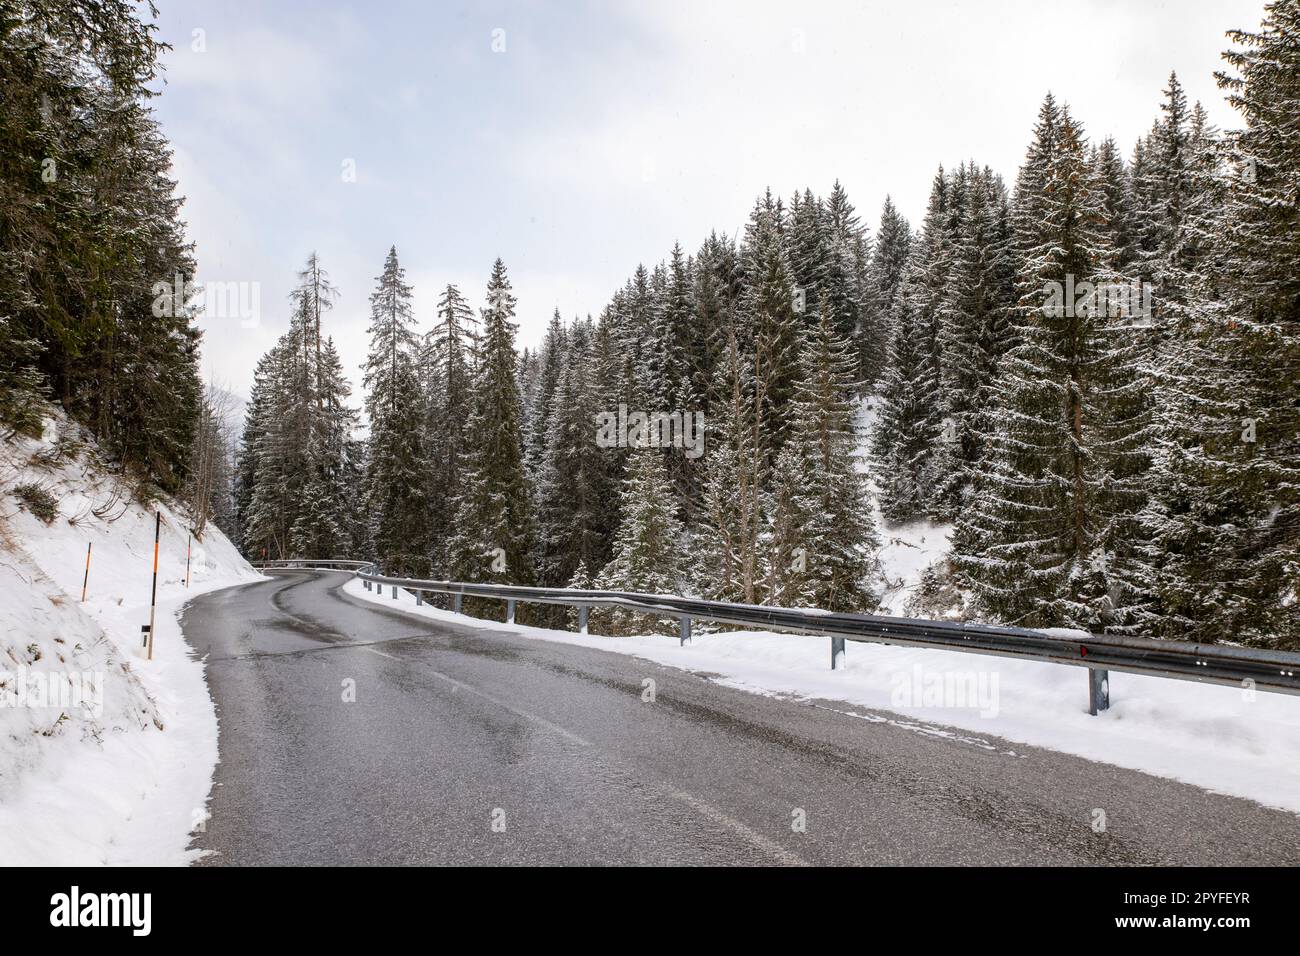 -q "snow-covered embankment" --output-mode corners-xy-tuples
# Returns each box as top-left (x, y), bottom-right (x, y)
(0, 411), (260, 865)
